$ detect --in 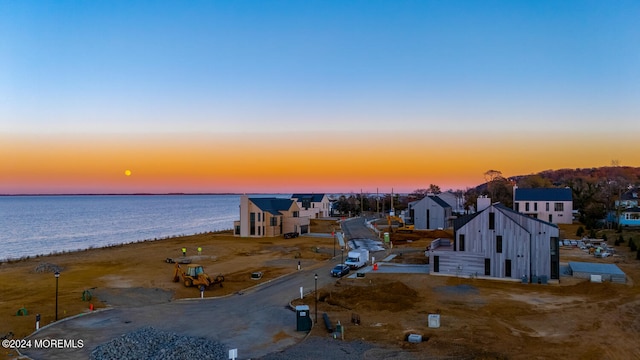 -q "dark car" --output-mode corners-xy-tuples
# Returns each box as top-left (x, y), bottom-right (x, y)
(283, 232), (299, 239)
(330, 264), (350, 278)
